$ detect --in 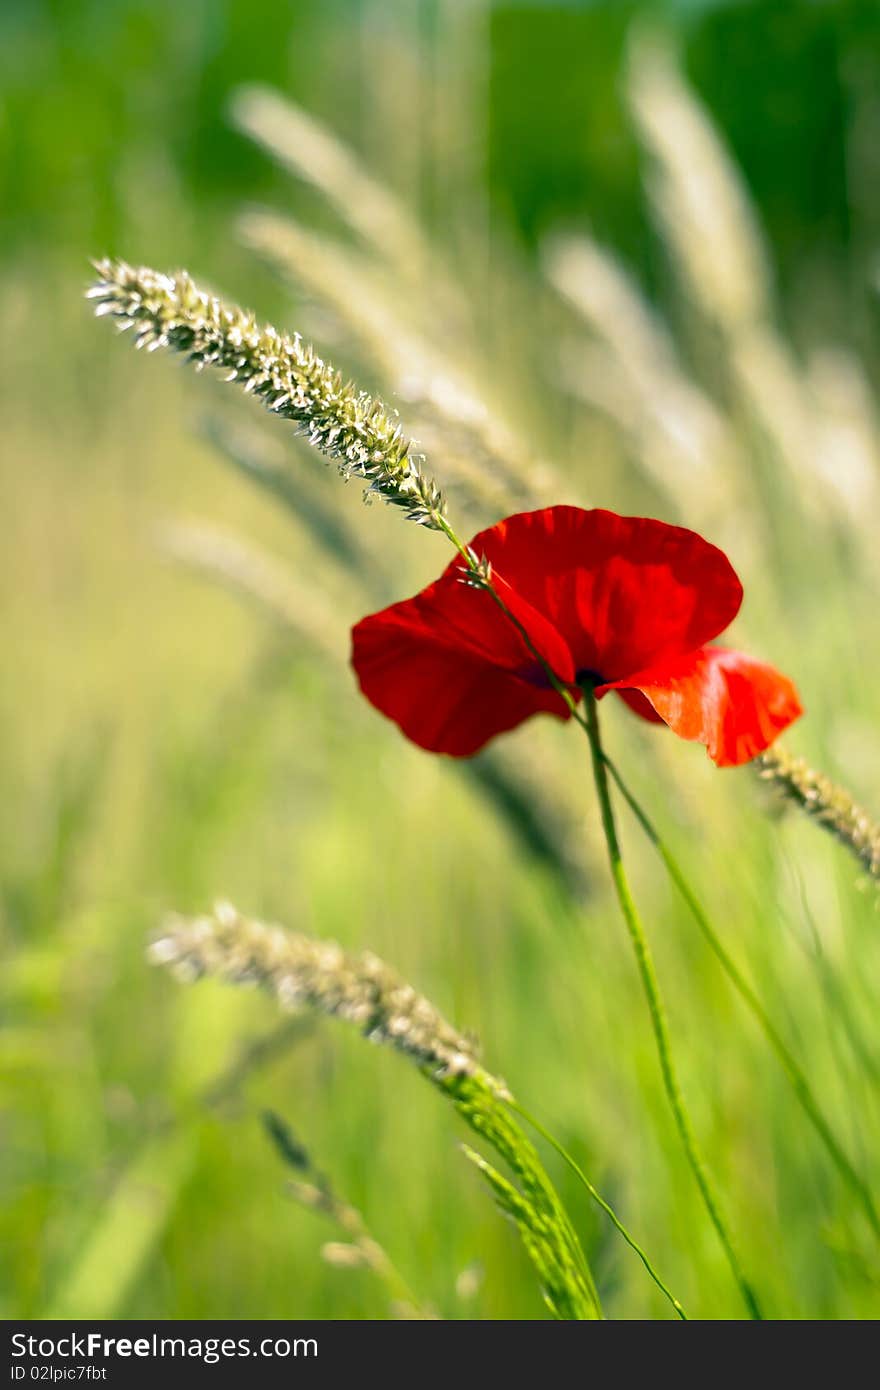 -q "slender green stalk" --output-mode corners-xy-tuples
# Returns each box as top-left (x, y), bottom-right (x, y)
(439, 505), (877, 1287)
(435, 515), (591, 729)
(507, 1097), (687, 1318)
(440, 515), (759, 1316)
(604, 752), (880, 1246)
(582, 690), (763, 1320)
